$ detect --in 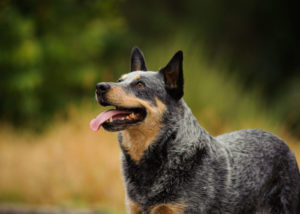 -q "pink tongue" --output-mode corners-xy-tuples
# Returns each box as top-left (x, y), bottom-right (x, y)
(90, 109), (130, 131)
